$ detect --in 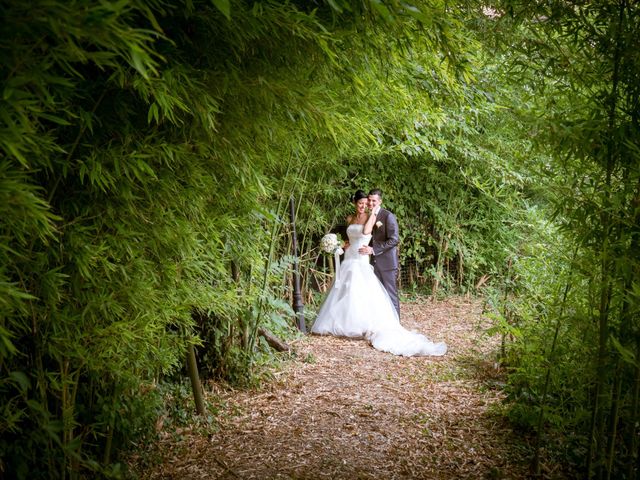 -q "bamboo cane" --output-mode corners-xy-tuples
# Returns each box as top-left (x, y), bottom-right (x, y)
(532, 272), (573, 476)
(186, 343), (206, 416)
